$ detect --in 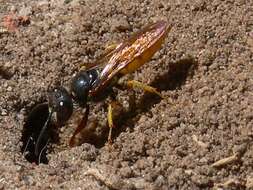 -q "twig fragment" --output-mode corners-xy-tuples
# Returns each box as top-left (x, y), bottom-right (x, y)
(214, 178), (245, 189)
(212, 154), (239, 168)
